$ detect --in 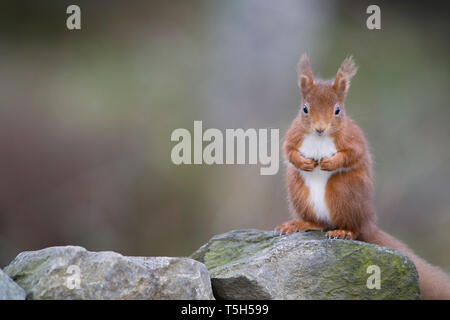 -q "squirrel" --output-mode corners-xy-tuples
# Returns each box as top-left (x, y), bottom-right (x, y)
(276, 54), (450, 300)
